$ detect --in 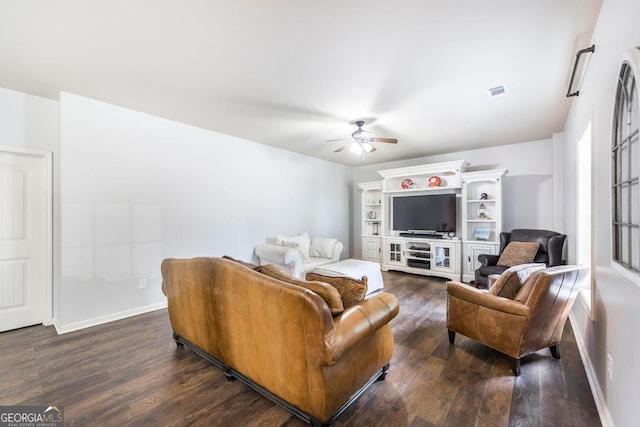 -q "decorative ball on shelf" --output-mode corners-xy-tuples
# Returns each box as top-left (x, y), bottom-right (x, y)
(480, 192), (488, 200)
(428, 176), (441, 187)
(367, 210), (377, 219)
